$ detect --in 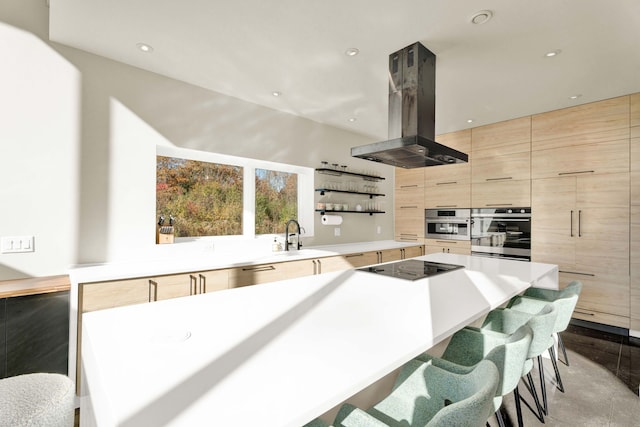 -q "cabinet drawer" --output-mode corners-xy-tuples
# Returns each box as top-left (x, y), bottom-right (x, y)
(560, 271), (629, 319)
(314, 256), (353, 274)
(532, 139), (629, 179)
(572, 308), (629, 329)
(395, 235), (423, 243)
(471, 151), (530, 183)
(151, 273), (196, 301)
(471, 180), (531, 208)
(471, 116), (531, 158)
(402, 245), (425, 258)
